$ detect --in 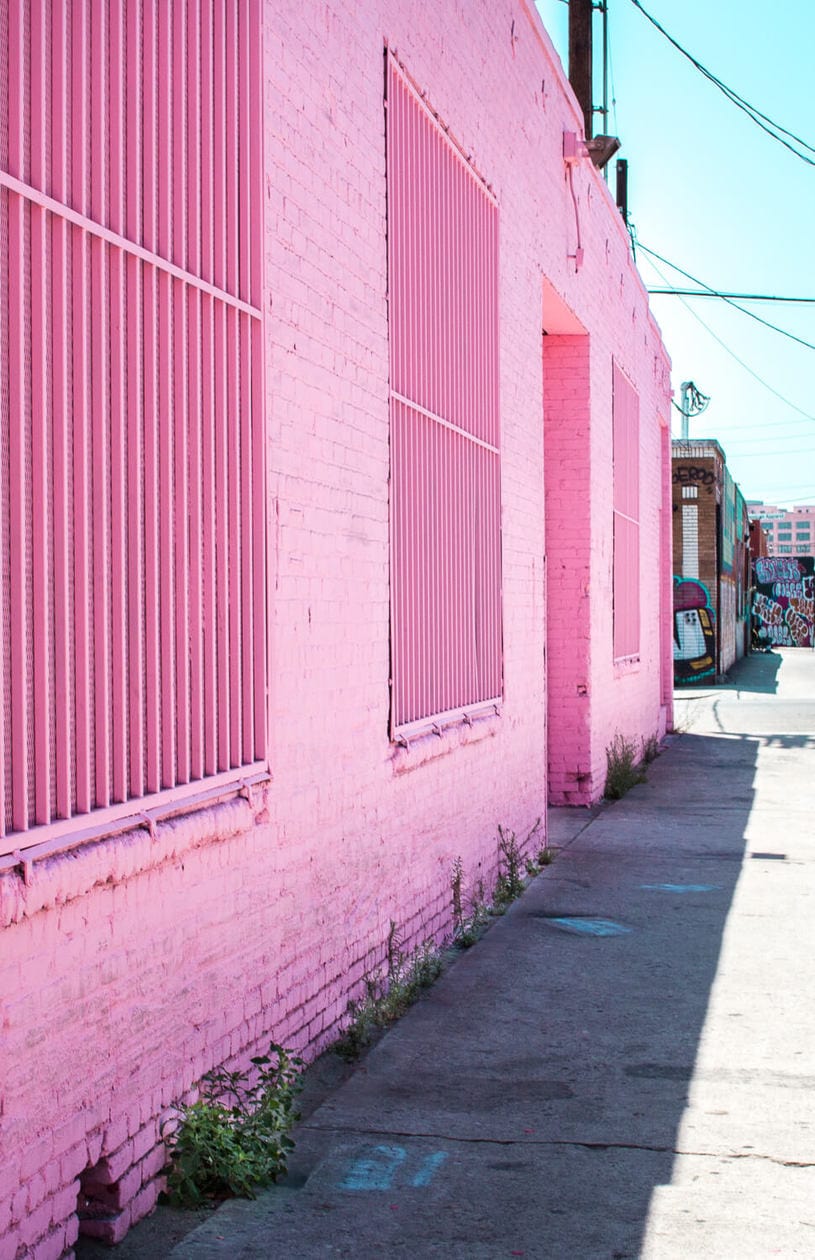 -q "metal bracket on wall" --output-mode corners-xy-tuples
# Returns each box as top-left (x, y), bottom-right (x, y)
(139, 813), (159, 842)
(12, 850), (32, 887)
(239, 779), (261, 812)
